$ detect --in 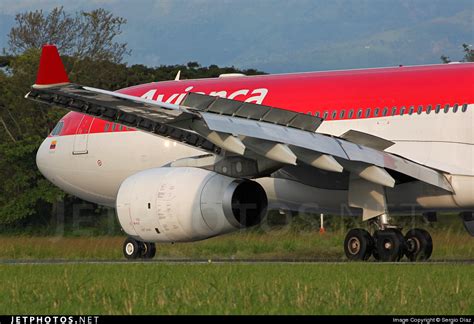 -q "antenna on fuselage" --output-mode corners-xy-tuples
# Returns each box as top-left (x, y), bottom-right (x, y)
(174, 70), (181, 81)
